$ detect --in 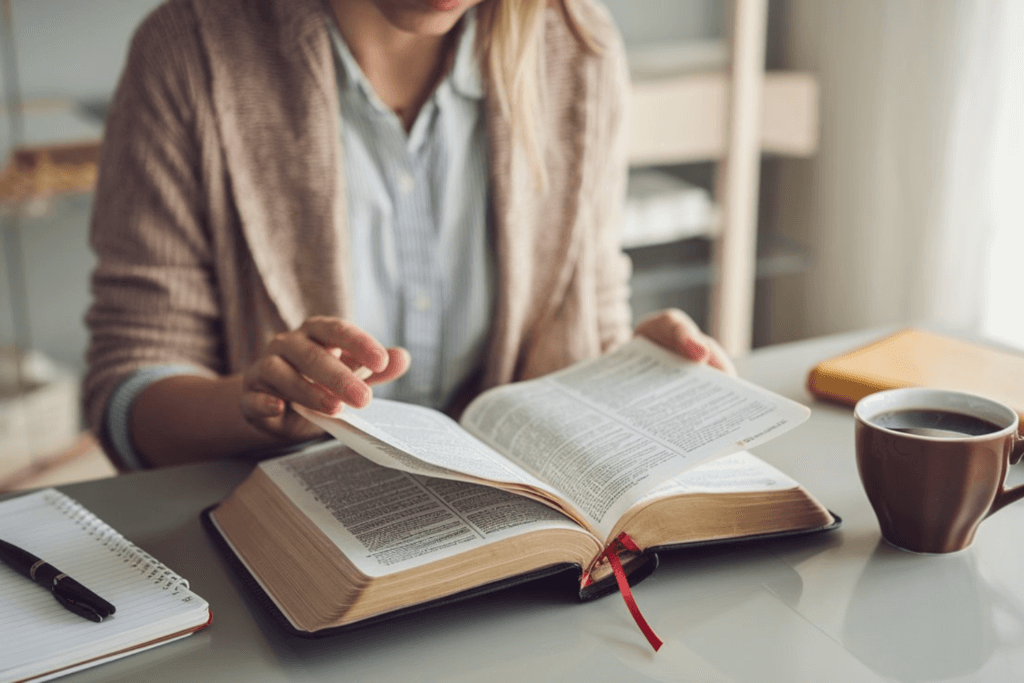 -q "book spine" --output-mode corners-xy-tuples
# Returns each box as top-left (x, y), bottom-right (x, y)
(44, 490), (191, 596)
